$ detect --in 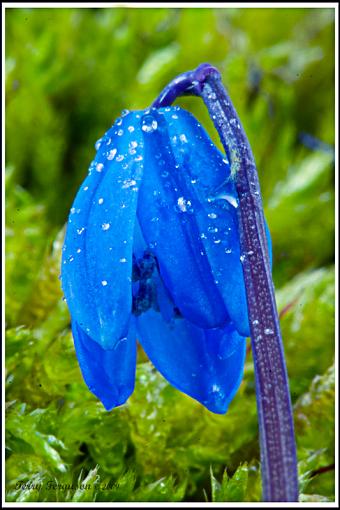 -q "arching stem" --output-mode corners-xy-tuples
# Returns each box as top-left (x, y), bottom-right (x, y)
(152, 63), (299, 502)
